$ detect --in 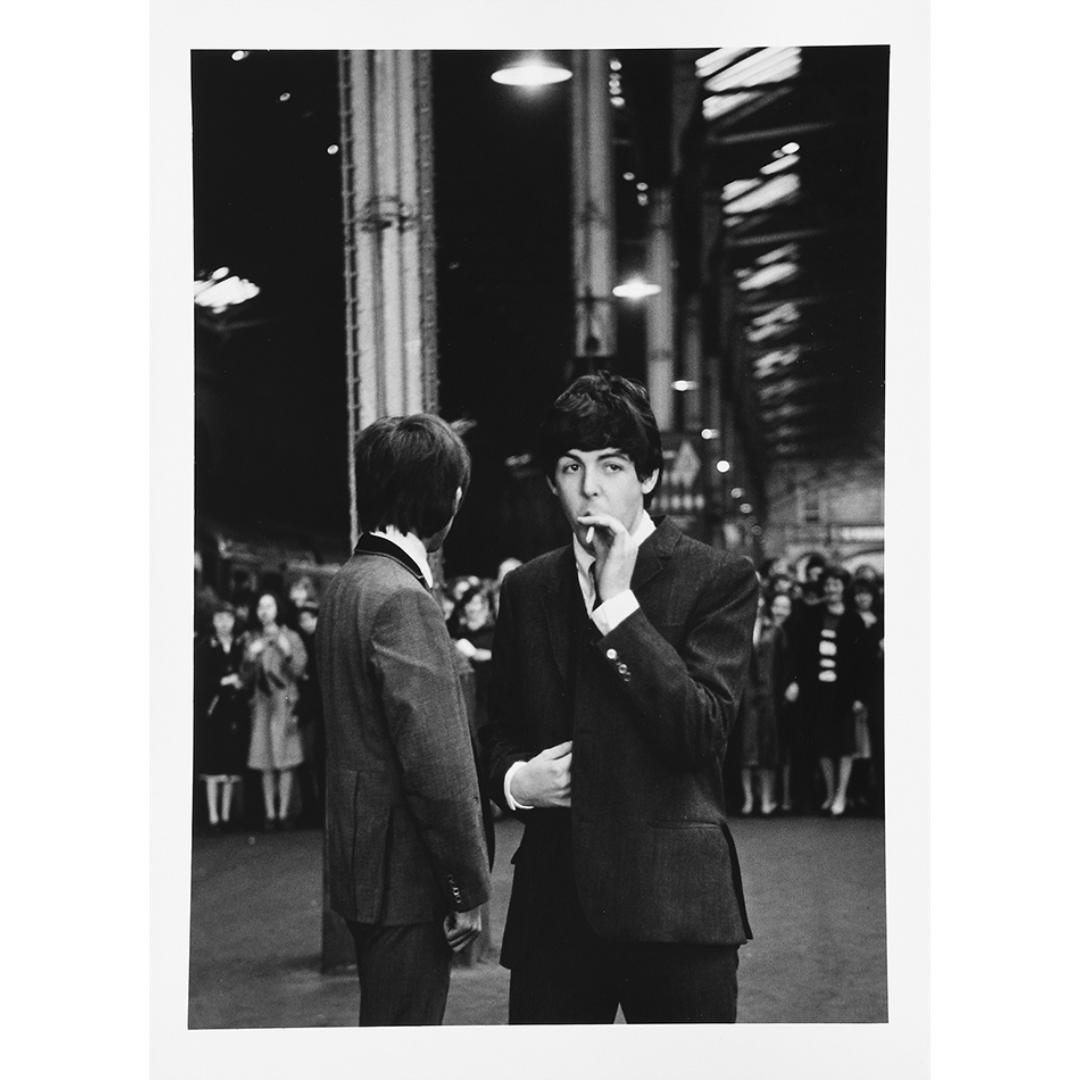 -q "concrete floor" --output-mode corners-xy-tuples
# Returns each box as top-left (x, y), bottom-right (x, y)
(188, 813), (887, 1027)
